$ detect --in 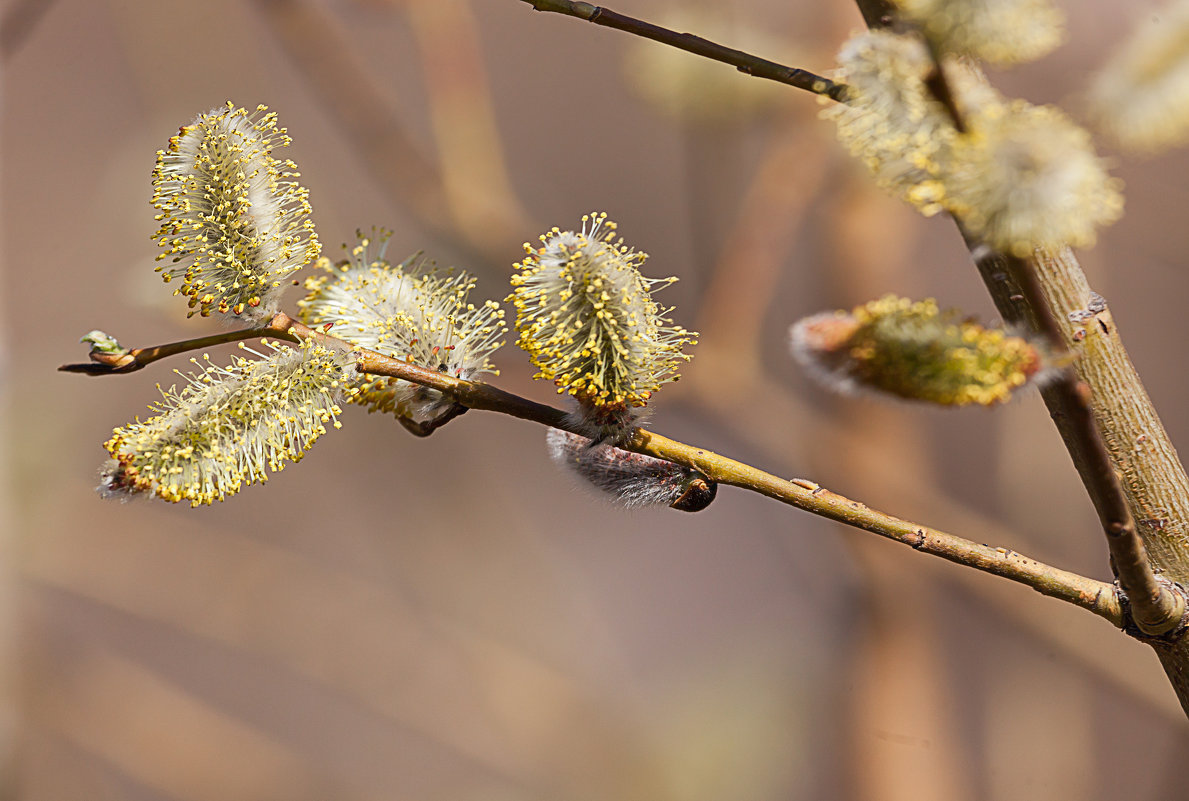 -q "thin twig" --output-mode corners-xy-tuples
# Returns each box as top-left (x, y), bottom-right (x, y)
(519, 0), (851, 102)
(60, 317), (1123, 627)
